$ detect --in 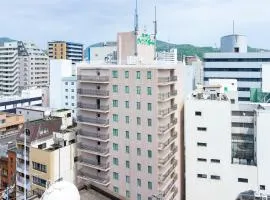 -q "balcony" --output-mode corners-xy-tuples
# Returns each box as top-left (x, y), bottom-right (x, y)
(77, 89), (109, 98)
(77, 130), (109, 142)
(158, 146), (177, 166)
(77, 116), (109, 127)
(158, 90), (177, 101)
(158, 118), (177, 135)
(77, 170), (110, 186)
(78, 75), (109, 83)
(77, 158), (110, 171)
(158, 104), (177, 118)
(16, 163), (29, 174)
(158, 133), (177, 150)
(169, 186), (178, 200)
(158, 159), (177, 183)
(16, 150), (29, 160)
(16, 176), (30, 189)
(77, 102), (109, 113)
(77, 143), (110, 156)
(158, 76), (177, 85)
(162, 173), (178, 198)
